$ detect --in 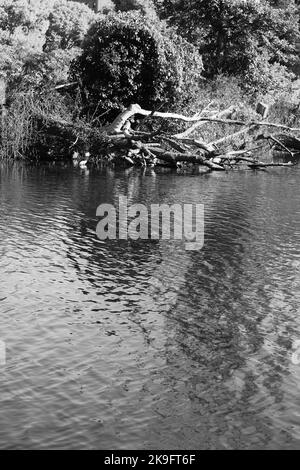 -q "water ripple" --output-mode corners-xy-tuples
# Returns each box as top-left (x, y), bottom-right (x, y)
(1, 163), (300, 449)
